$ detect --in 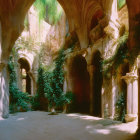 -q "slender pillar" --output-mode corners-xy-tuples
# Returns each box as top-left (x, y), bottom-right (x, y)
(0, 63), (9, 118)
(87, 65), (95, 115)
(122, 73), (138, 122)
(127, 82), (133, 114)
(138, 69), (140, 128)
(133, 80), (138, 114)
